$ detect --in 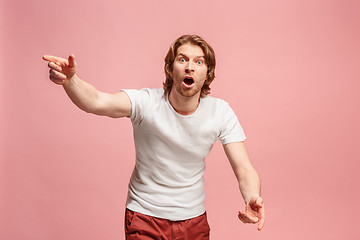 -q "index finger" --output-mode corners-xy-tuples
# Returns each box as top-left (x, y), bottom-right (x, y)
(257, 205), (265, 231)
(42, 55), (68, 64)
